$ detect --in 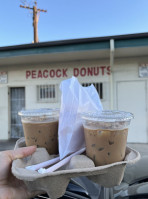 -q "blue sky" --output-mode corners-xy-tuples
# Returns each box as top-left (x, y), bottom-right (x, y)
(0, 0), (148, 47)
